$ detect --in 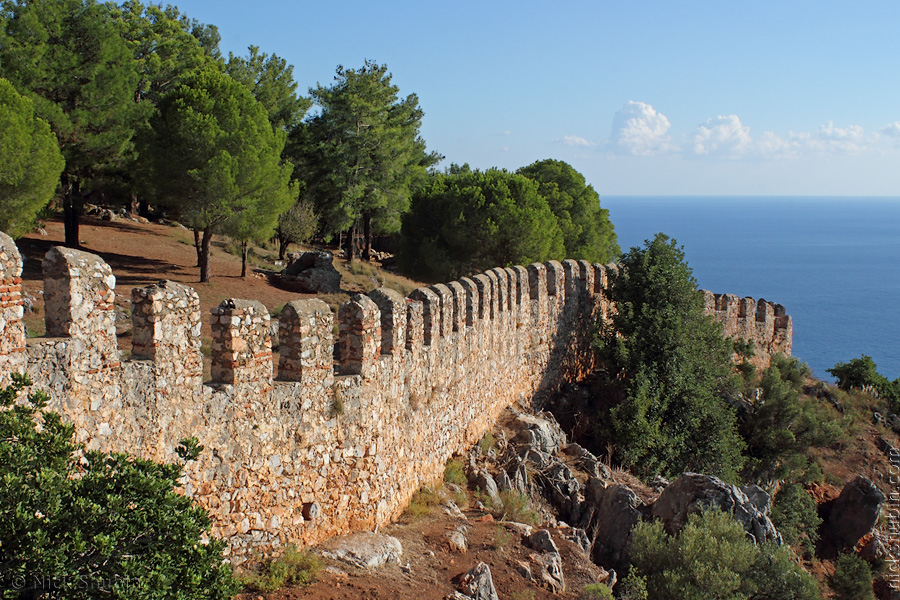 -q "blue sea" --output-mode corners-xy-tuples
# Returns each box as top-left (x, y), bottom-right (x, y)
(601, 197), (900, 381)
